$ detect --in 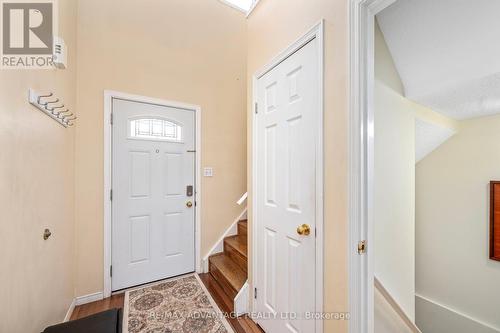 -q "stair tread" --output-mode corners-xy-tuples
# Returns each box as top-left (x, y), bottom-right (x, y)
(225, 235), (247, 258)
(209, 253), (247, 292)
